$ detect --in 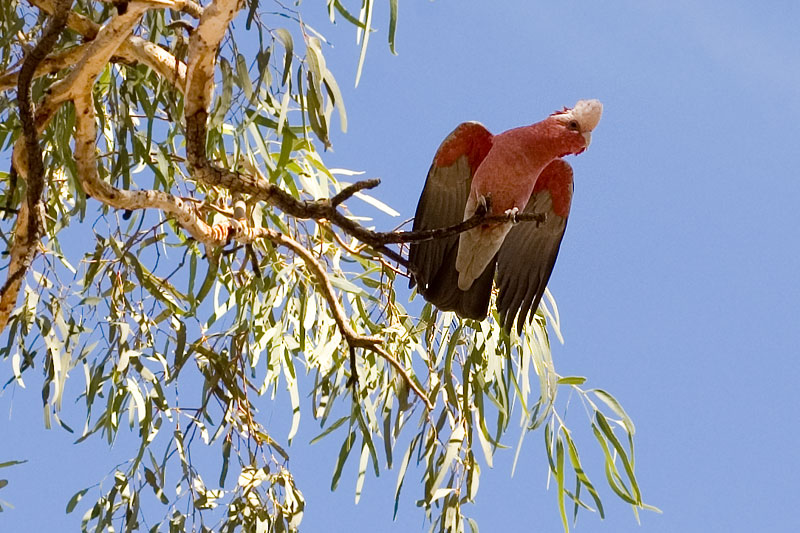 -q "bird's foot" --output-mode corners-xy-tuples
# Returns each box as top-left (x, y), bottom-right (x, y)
(476, 194), (492, 216)
(505, 207), (520, 224)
